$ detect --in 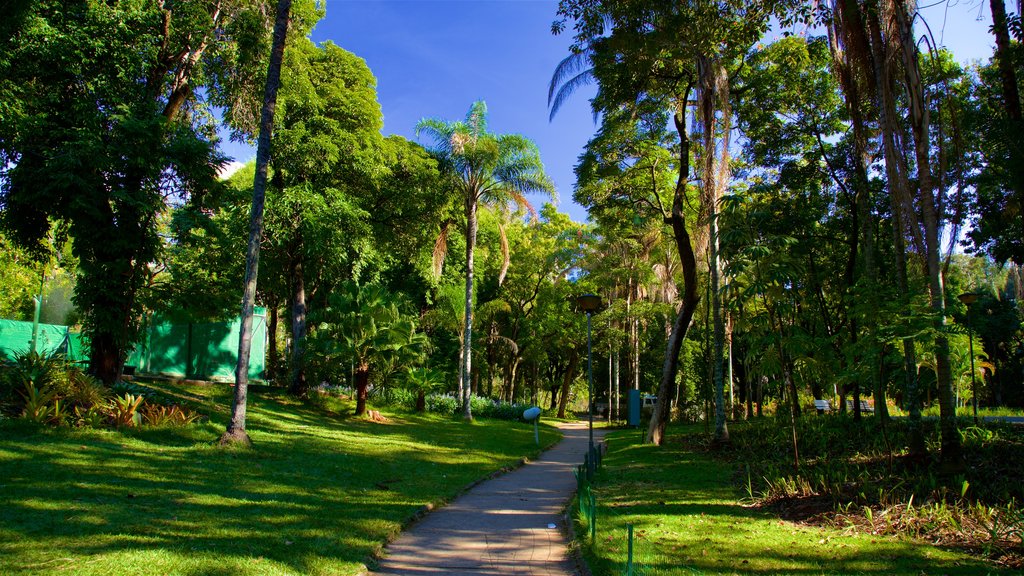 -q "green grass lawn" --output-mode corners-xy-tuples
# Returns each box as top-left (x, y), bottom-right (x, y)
(578, 426), (1010, 576)
(0, 381), (561, 575)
